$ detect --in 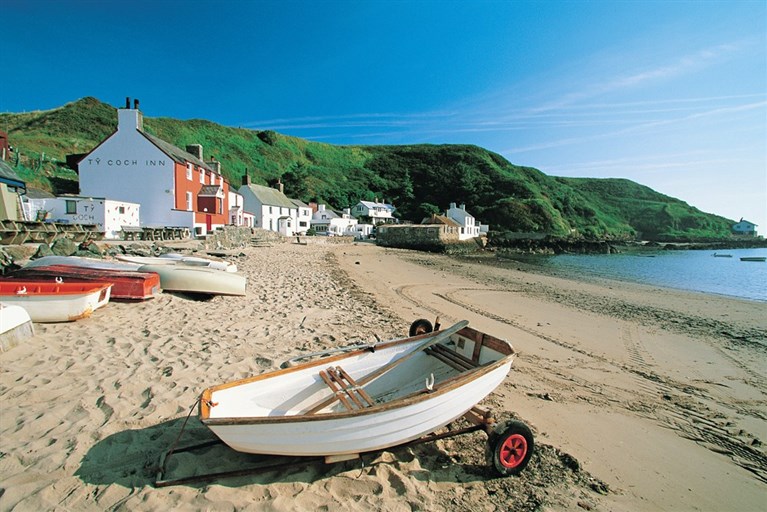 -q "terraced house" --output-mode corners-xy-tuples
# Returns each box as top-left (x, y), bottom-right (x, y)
(78, 98), (242, 236)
